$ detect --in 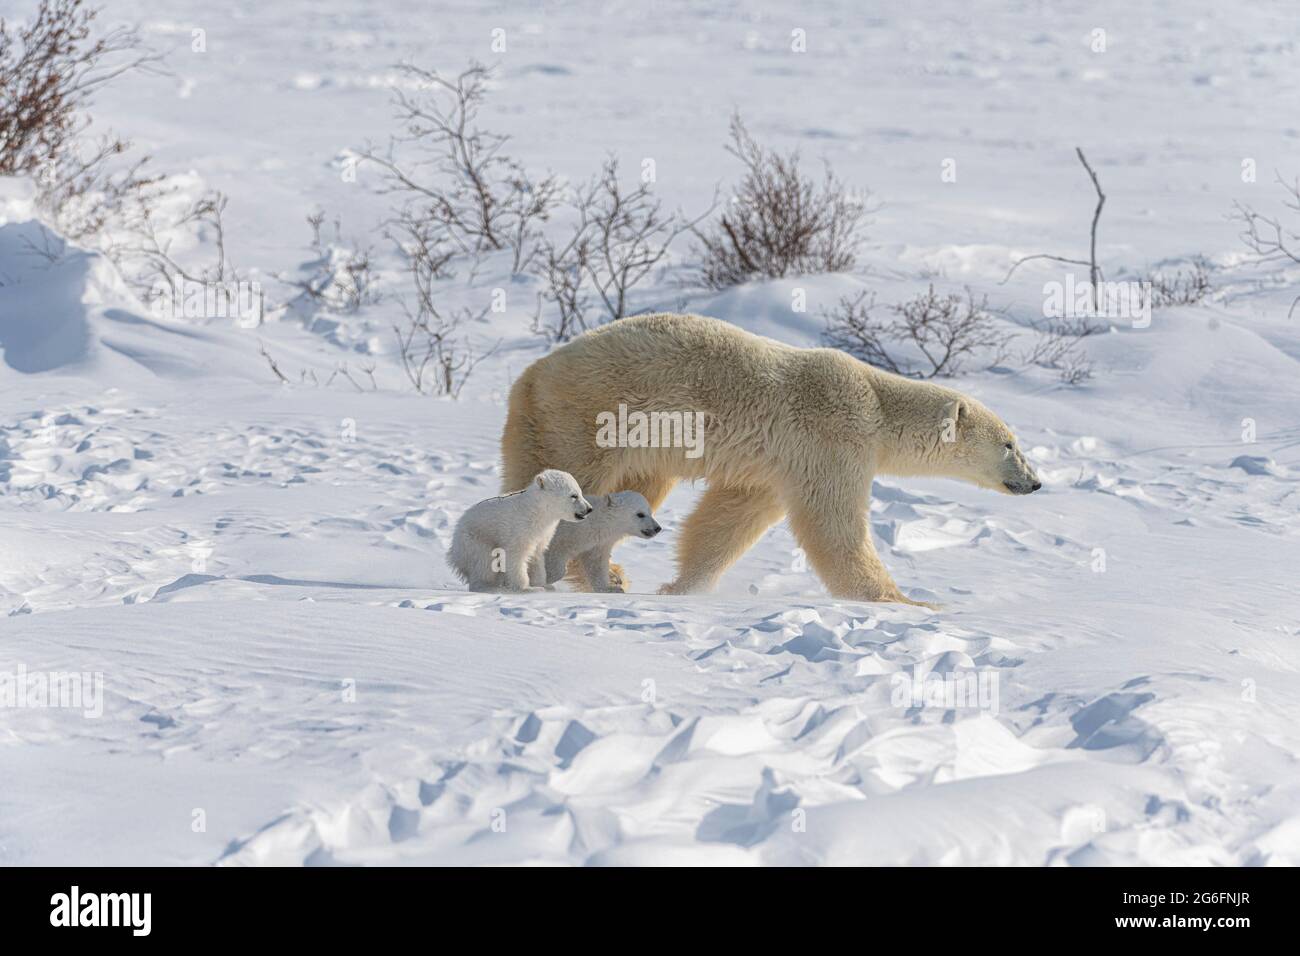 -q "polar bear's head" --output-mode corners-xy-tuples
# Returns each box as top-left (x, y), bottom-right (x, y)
(941, 398), (1041, 496)
(602, 491), (663, 539)
(533, 469), (594, 520)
